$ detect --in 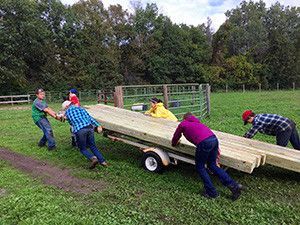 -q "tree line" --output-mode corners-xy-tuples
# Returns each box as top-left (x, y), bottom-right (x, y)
(0, 0), (299, 94)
